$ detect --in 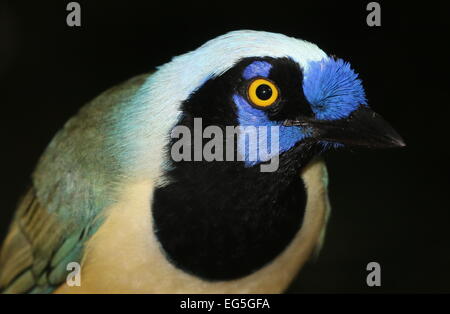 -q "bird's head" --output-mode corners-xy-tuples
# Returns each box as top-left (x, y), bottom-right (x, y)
(132, 30), (404, 175)
(137, 31), (406, 280)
